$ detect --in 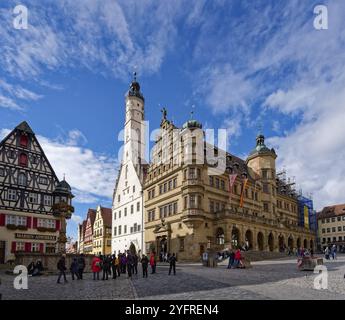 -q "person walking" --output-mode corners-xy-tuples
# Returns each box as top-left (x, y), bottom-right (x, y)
(77, 254), (86, 280)
(127, 252), (134, 279)
(168, 253), (177, 275)
(102, 255), (111, 280)
(91, 255), (102, 280)
(117, 254), (121, 277)
(141, 254), (149, 278)
(121, 254), (127, 274)
(227, 250), (235, 269)
(150, 252), (156, 274)
(331, 244), (337, 260)
(233, 248), (242, 268)
(70, 257), (80, 280)
(57, 254), (68, 284)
